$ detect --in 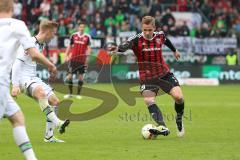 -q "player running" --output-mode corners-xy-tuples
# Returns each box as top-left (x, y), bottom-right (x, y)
(64, 21), (92, 99)
(108, 16), (185, 137)
(0, 0), (58, 159)
(11, 20), (70, 143)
